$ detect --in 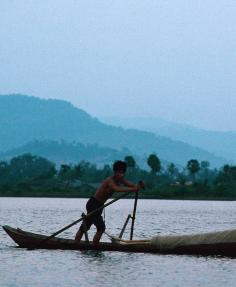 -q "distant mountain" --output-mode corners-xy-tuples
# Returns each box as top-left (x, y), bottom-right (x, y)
(0, 140), (133, 167)
(0, 94), (227, 167)
(101, 116), (236, 164)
